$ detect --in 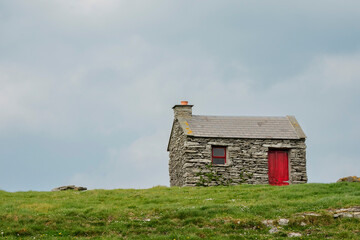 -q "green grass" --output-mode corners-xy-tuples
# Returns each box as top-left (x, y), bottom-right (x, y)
(0, 183), (359, 239)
